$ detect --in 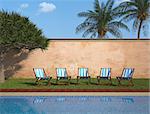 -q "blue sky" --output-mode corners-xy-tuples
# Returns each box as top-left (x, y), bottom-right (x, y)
(0, 0), (149, 39)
